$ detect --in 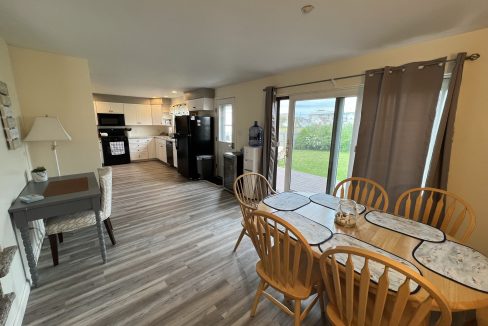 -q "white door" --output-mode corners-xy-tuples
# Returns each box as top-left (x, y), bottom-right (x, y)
(216, 98), (235, 177)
